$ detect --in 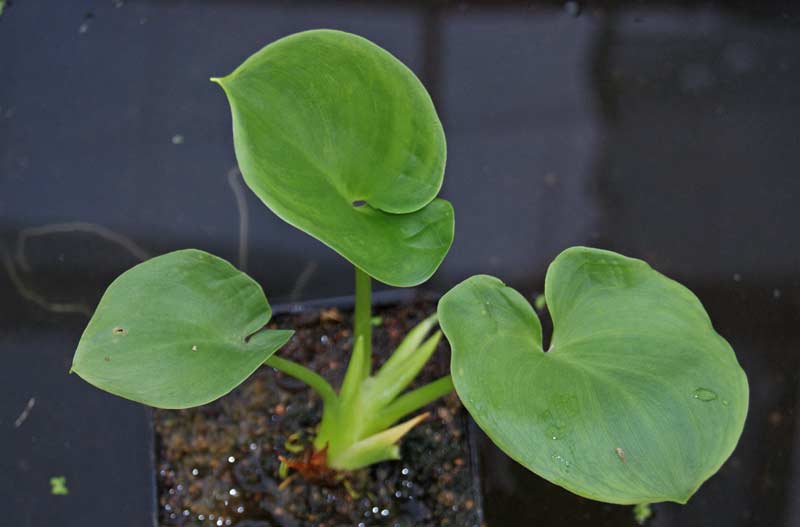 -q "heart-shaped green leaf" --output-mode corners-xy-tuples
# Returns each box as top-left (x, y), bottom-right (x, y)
(213, 30), (453, 287)
(71, 250), (293, 409)
(438, 247), (748, 504)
